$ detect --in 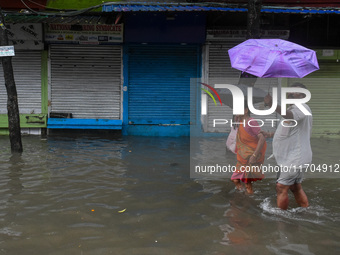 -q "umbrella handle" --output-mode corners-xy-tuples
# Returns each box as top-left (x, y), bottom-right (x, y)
(264, 86), (273, 107)
(264, 87), (270, 107)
